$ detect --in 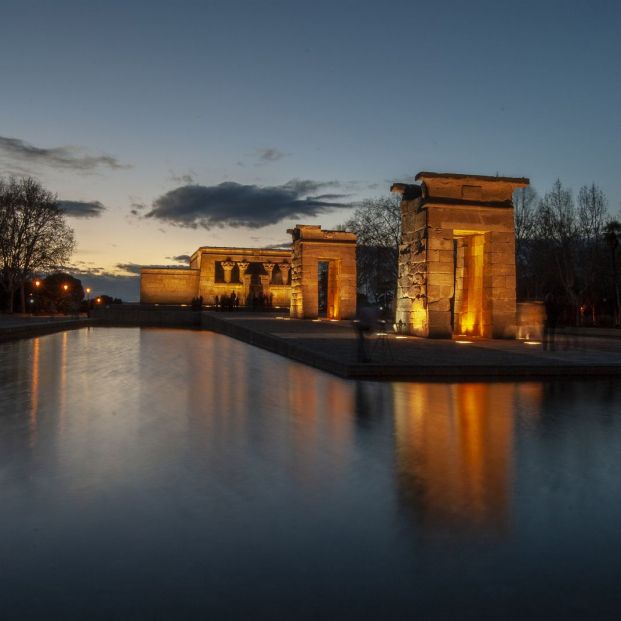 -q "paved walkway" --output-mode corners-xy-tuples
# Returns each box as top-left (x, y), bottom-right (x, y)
(201, 311), (621, 379)
(4, 310), (621, 379)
